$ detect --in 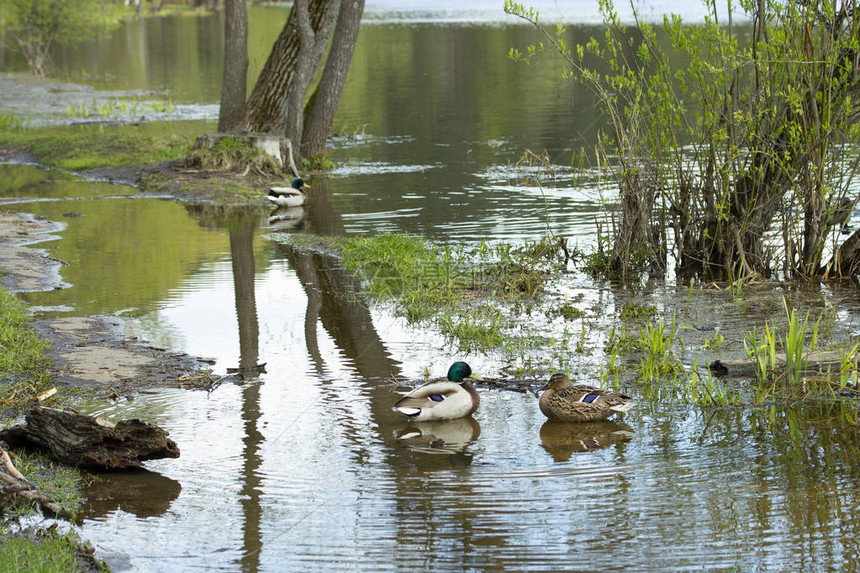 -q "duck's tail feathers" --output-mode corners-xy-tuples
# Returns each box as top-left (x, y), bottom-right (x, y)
(610, 401), (636, 413)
